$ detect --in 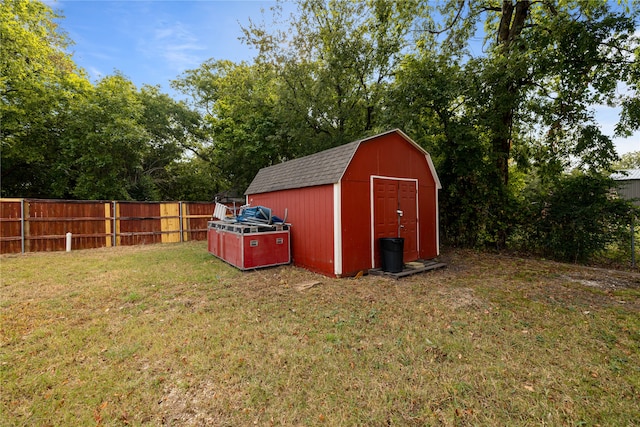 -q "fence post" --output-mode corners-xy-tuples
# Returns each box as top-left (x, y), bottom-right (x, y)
(104, 202), (112, 247)
(20, 199), (25, 254)
(112, 201), (117, 247)
(632, 214), (636, 268)
(179, 201), (184, 242)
